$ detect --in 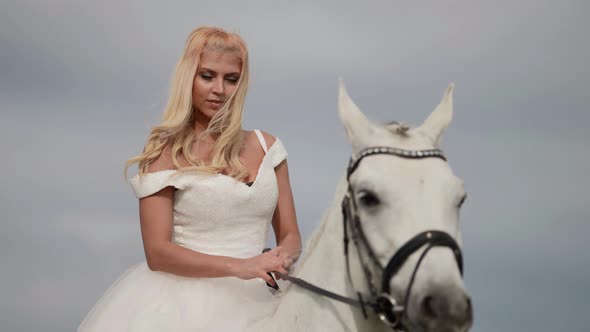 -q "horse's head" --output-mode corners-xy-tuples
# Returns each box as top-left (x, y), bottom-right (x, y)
(338, 80), (472, 332)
